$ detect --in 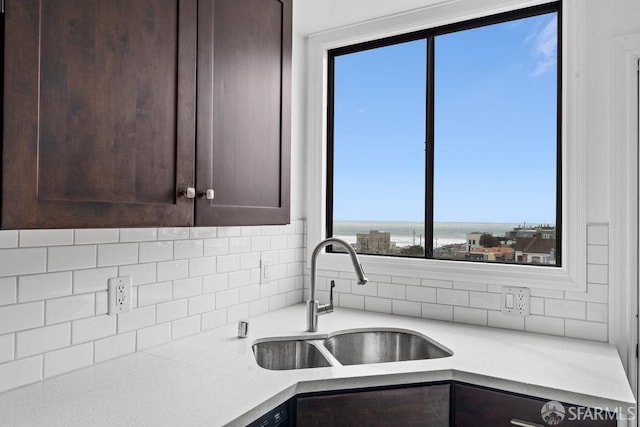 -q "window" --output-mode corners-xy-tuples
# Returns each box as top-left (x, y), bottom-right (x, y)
(327, 2), (561, 267)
